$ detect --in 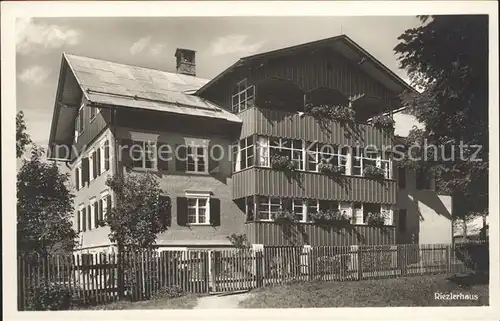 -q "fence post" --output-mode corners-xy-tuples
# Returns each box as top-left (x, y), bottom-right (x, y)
(398, 245), (407, 276)
(445, 245), (451, 273)
(357, 246), (363, 280)
(209, 251), (216, 292)
(255, 250), (264, 288)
